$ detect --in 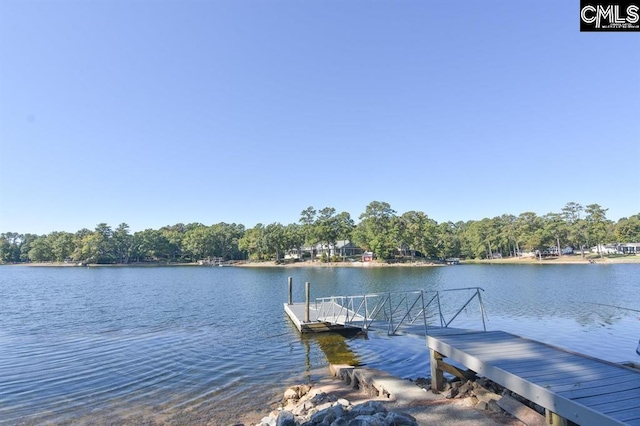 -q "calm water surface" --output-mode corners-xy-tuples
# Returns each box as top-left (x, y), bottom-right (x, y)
(1, 264), (639, 424)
